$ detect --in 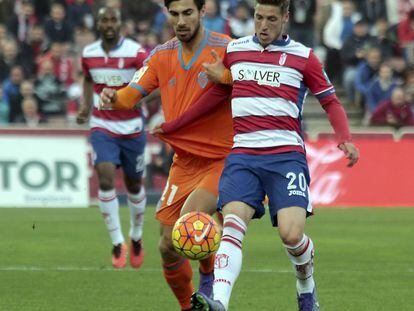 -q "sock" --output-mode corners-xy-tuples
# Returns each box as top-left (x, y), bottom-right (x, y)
(163, 258), (194, 310)
(127, 187), (147, 241)
(199, 253), (215, 274)
(284, 234), (315, 294)
(213, 214), (247, 310)
(98, 189), (124, 245)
